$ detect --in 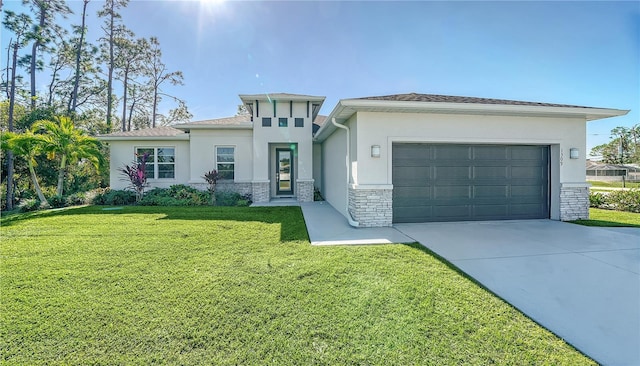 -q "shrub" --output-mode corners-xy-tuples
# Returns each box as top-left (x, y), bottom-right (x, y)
(66, 192), (88, 206)
(607, 189), (640, 213)
(314, 187), (324, 201)
(48, 195), (66, 208)
(91, 189), (136, 206)
(215, 192), (252, 207)
(589, 192), (608, 208)
(18, 198), (41, 212)
(138, 186), (209, 206)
